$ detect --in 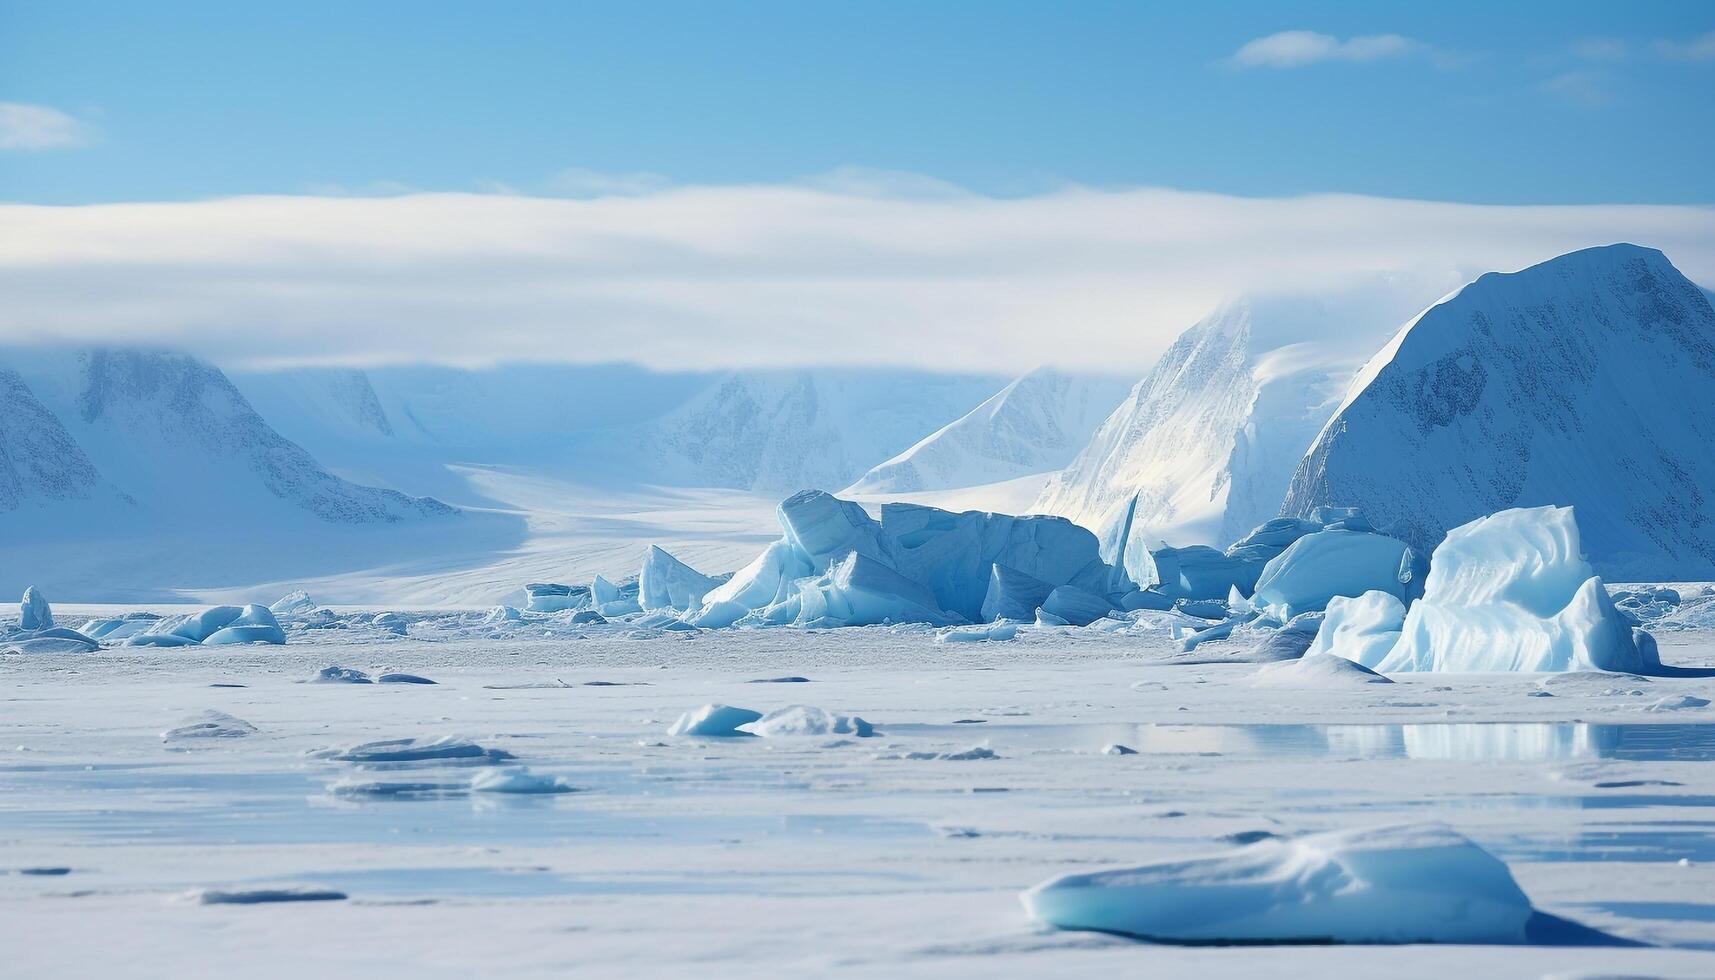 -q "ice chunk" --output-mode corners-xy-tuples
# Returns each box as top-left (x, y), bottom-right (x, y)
(1647, 694), (1711, 712)
(196, 886), (346, 905)
(376, 672), (436, 684)
(937, 622), (1019, 644)
(268, 589), (317, 618)
(1119, 589), (1174, 611)
(1039, 585), (1114, 627)
(146, 606), (245, 644)
(745, 705), (875, 738)
(311, 666), (372, 683)
(789, 552), (958, 628)
(1307, 591), (1406, 669)
(779, 489), (893, 571)
(1252, 655), (1395, 688)
(638, 545), (722, 612)
(1022, 823), (1533, 944)
(591, 575), (643, 617)
(5, 627), (99, 654)
(1224, 517), (1322, 562)
(980, 563), (1055, 623)
(1250, 530), (1414, 621)
(1101, 743), (1138, 755)
(881, 503), (1105, 621)
(524, 582), (579, 613)
(203, 604), (285, 645)
(692, 540), (813, 628)
(162, 710), (258, 740)
(668, 703), (763, 737)
(20, 586), (52, 630)
(323, 735), (513, 764)
(469, 767), (578, 794)
(1150, 545), (1261, 601)
(1377, 506), (1661, 673)
(483, 605), (521, 625)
